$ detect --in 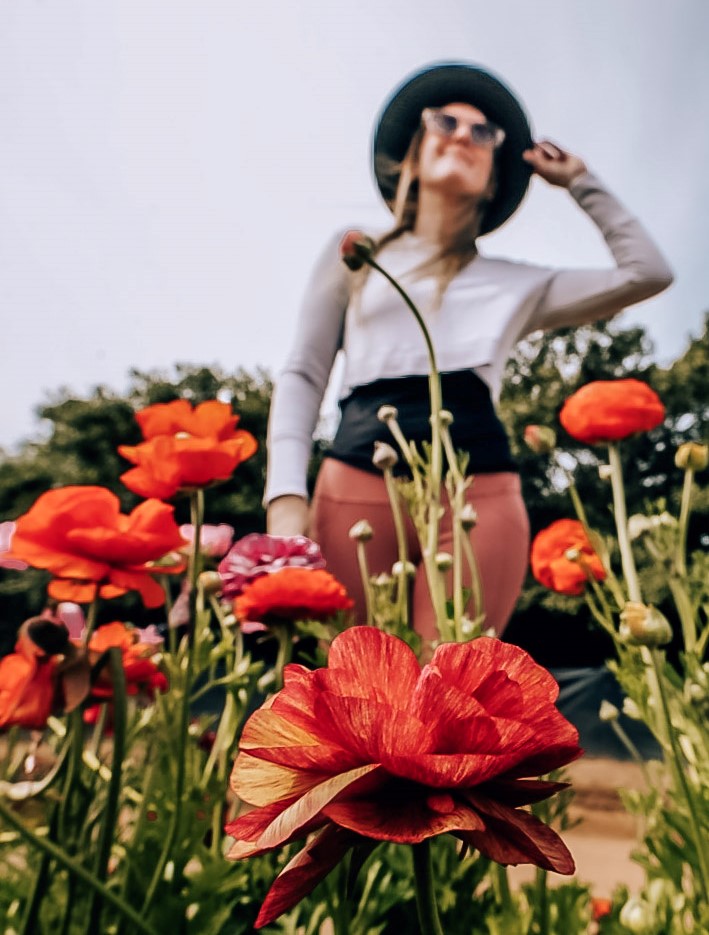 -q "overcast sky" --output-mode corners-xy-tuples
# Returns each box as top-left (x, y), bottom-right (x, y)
(1, 0), (707, 451)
